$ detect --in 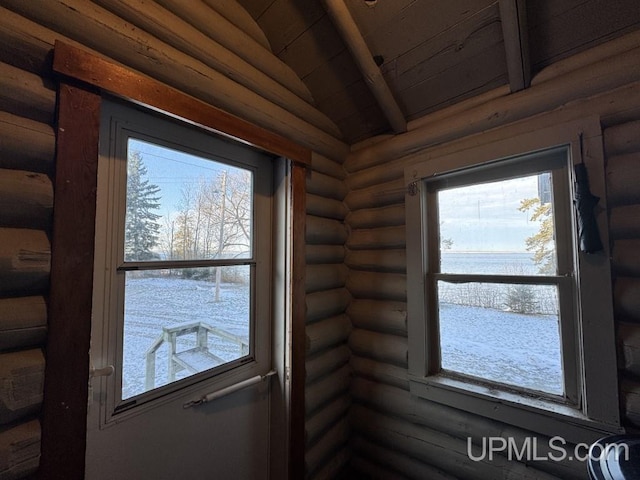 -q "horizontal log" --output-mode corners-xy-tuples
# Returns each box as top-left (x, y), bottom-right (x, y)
(351, 378), (586, 479)
(0, 169), (53, 229)
(92, 0), (337, 138)
(305, 264), (348, 293)
(347, 226), (406, 251)
(351, 405), (560, 480)
(3, 0), (349, 161)
(610, 204), (640, 239)
(352, 436), (454, 480)
(614, 277), (640, 322)
(306, 170), (347, 201)
(607, 152), (640, 207)
(347, 205), (405, 229)
(619, 322), (640, 377)
(306, 215), (348, 245)
(0, 296), (47, 351)
(0, 61), (55, 125)
(305, 417), (350, 476)
(345, 41), (640, 173)
(347, 271), (407, 302)
(311, 153), (345, 180)
(0, 7), (54, 75)
(604, 120), (640, 157)
(308, 443), (350, 480)
(344, 178), (405, 211)
(0, 349), (44, 425)
(350, 356), (409, 391)
(346, 249), (406, 273)
(155, 0), (312, 103)
(306, 345), (350, 384)
(0, 228), (50, 296)
(200, 0), (270, 50)
(0, 419), (40, 479)
(349, 329), (407, 367)
(305, 364), (350, 415)
(347, 299), (407, 336)
(306, 289), (351, 324)
(305, 394), (350, 445)
(305, 245), (345, 265)
(346, 157), (405, 191)
(613, 239), (640, 277)
(0, 111), (55, 173)
(306, 194), (347, 221)
(306, 315), (351, 355)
